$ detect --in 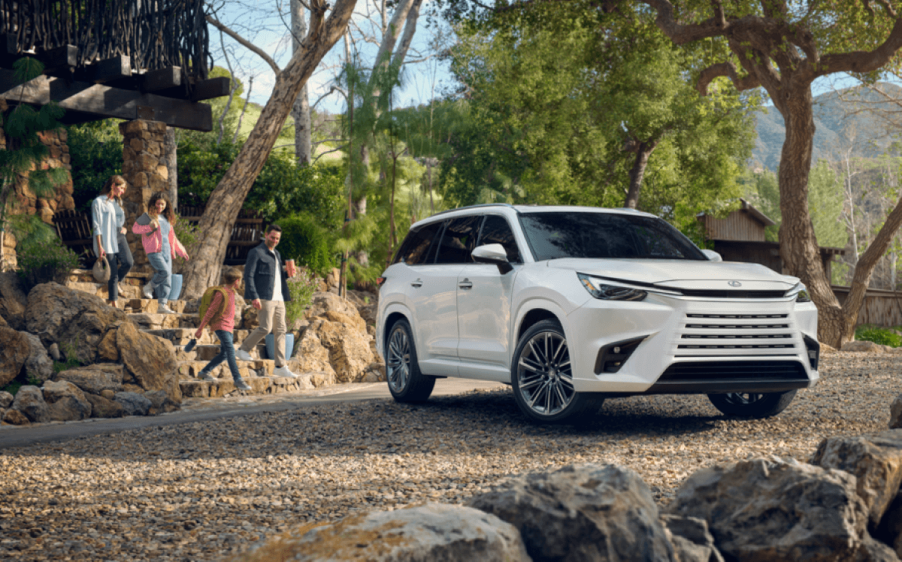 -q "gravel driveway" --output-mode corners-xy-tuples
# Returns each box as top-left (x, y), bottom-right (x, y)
(1, 352), (899, 561)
